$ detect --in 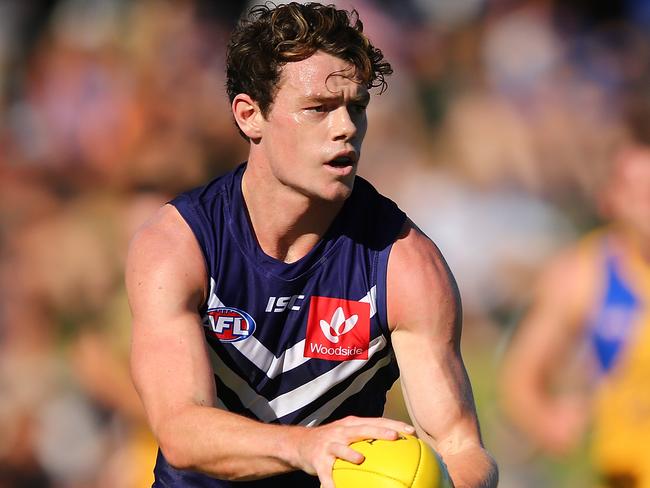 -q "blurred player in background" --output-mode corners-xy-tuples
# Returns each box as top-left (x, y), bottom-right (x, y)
(127, 2), (497, 487)
(500, 92), (650, 487)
